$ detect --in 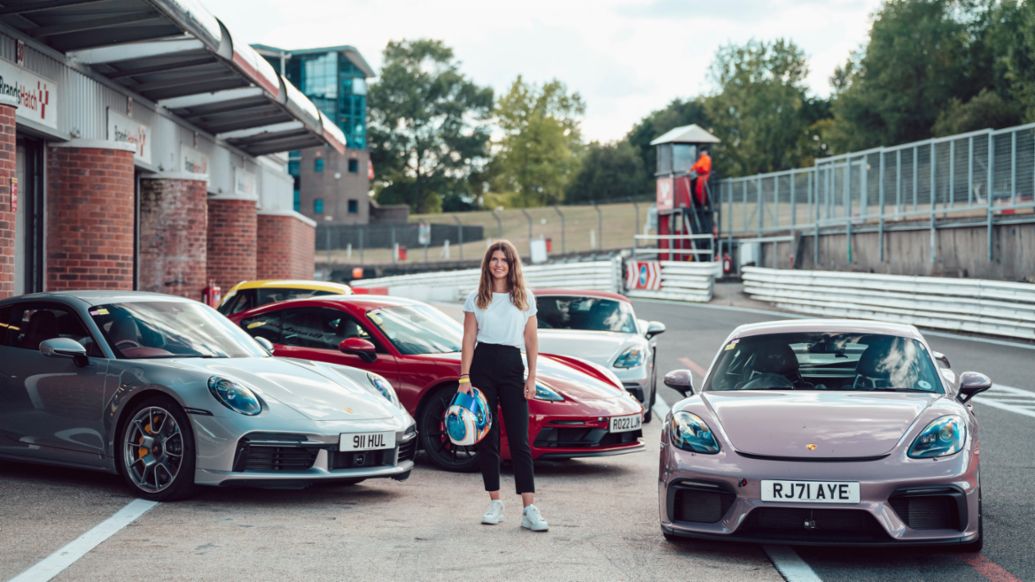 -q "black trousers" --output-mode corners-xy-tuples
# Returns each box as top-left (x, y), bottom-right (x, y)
(470, 342), (535, 494)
